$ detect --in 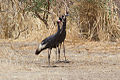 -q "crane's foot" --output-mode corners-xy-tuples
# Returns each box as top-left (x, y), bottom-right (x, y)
(64, 60), (70, 63)
(55, 60), (61, 63)
(42, 65), (58, 68)
(55, 59), (70, 63)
